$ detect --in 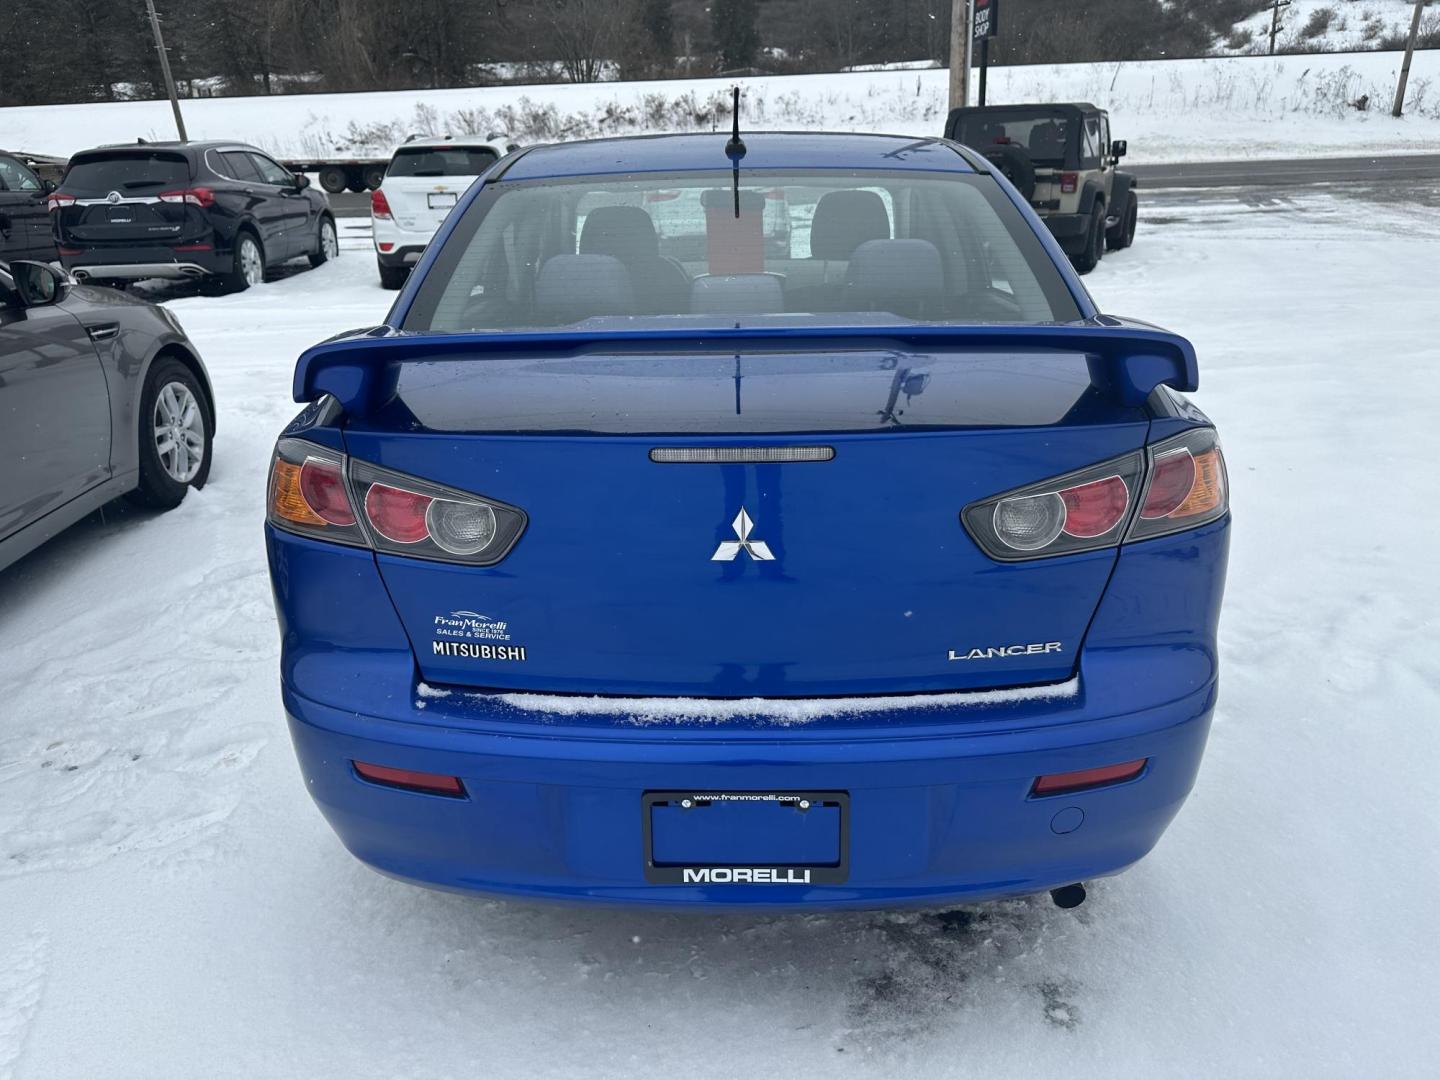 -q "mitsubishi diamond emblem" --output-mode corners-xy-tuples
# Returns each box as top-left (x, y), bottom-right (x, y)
(711, 508), (775, 561)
